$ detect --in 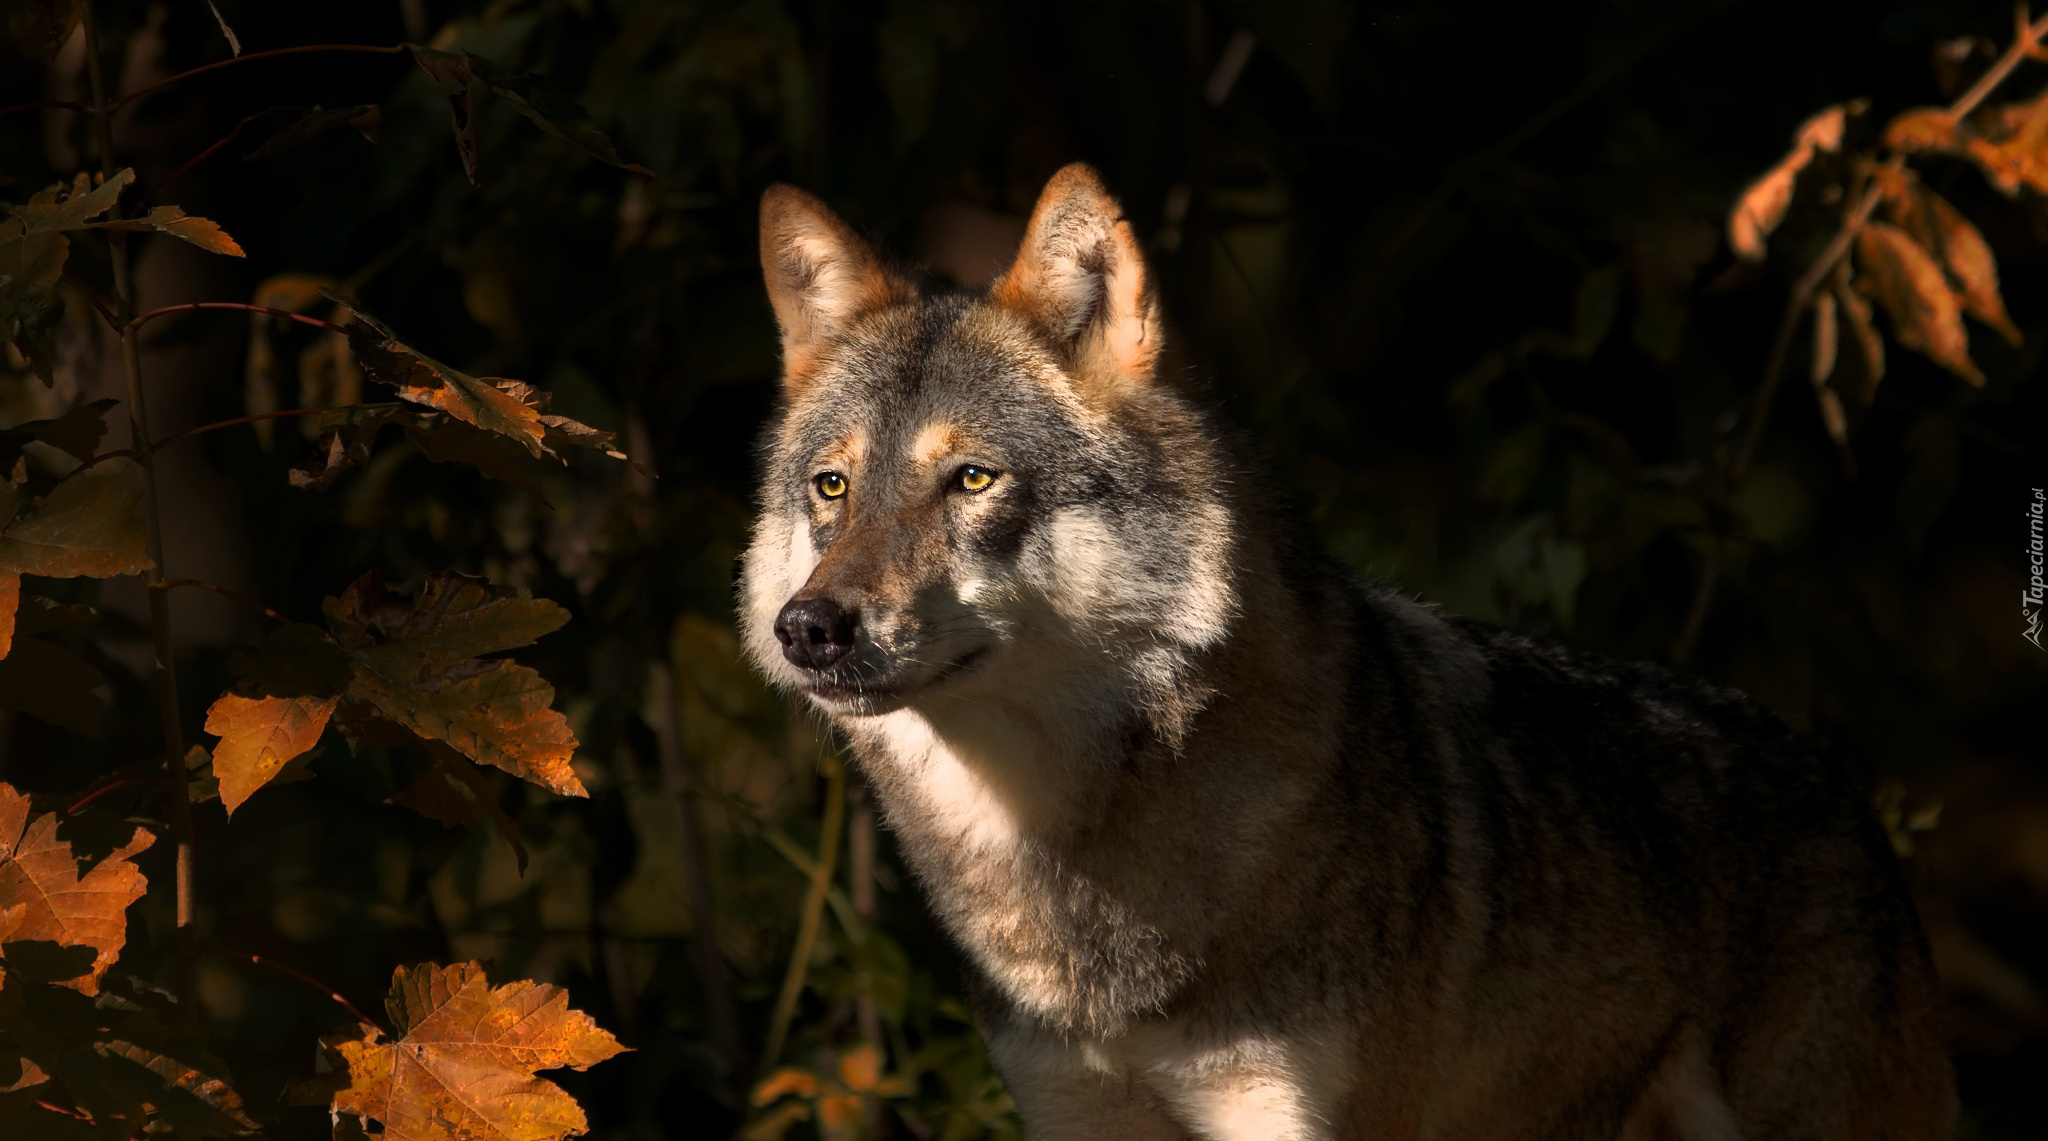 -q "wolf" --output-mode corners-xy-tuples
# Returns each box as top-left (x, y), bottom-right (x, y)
(737, 164), (1954, 1140)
